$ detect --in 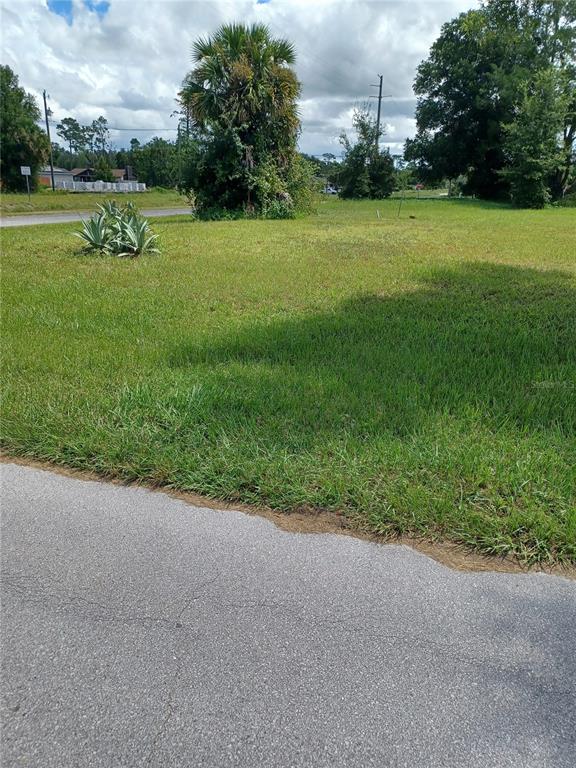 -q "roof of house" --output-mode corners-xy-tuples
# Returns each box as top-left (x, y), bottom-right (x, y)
(70, 168), (93, 176)
(69, 168), (128, 178)
(40, 166), (71, 174)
